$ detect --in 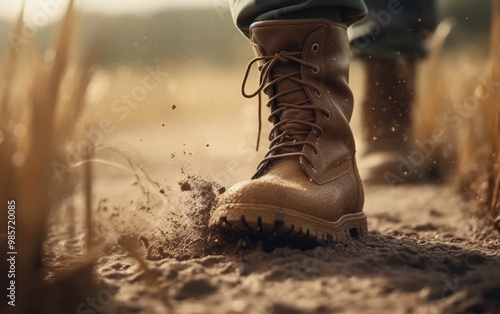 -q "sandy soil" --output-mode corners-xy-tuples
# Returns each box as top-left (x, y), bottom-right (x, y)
(45, 163), (500, 314)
